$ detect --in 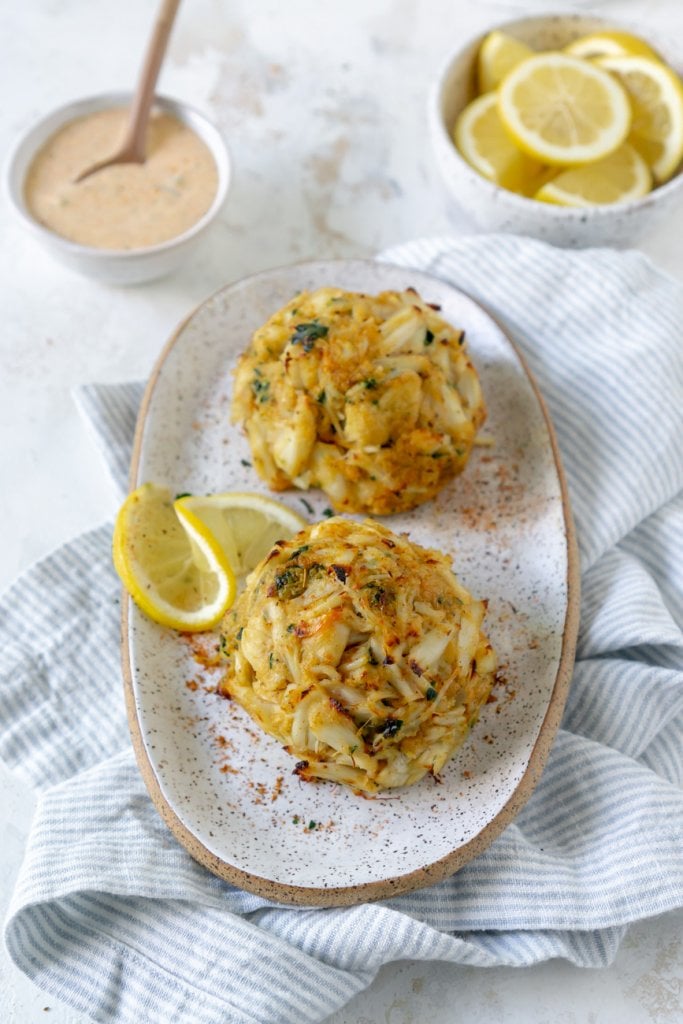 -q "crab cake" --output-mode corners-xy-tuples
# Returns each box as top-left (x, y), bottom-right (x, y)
(231, 287), (486, 515)
(218, 517), (497, 793)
